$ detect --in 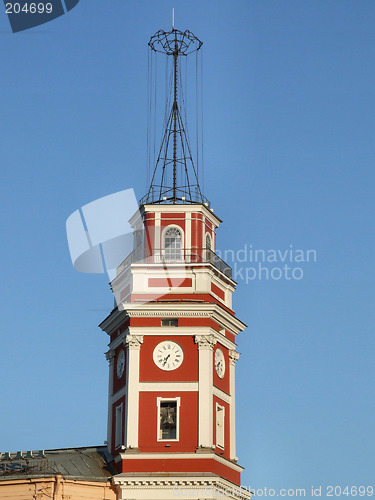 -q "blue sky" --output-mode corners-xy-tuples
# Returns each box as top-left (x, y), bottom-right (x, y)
(1, 0), (374, 496)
